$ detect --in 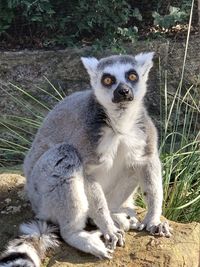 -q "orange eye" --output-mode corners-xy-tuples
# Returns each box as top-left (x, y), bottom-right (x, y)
(103, 77), (112, 86)
(128, 73), (137, 81)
